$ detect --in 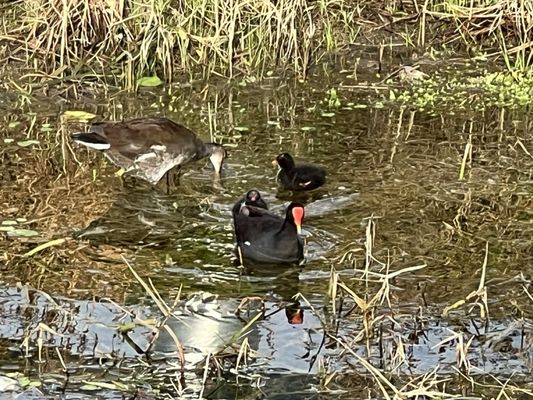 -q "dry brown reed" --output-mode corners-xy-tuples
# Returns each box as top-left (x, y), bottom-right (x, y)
(1, 0), (360, 89)
(326, 207), (533, 398)
(1, 0), (531, 89)
(424, 1), (533, 69)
